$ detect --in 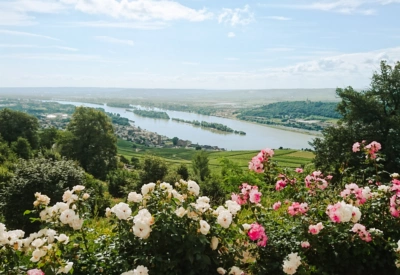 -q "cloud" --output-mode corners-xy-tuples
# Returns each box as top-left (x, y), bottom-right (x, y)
(94, 36), (134, 46)
(71, 20), (167, 30)
(0, 0), (66, 25)
(218, 5), (254, 26)
(61, 0), (212, 22)
(264, 16), (292, 21)
(259, 0), (400, 15)
(0, 29), (61, 41)
(227, 32), (236, 38)
(0, 44), (78, 51)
